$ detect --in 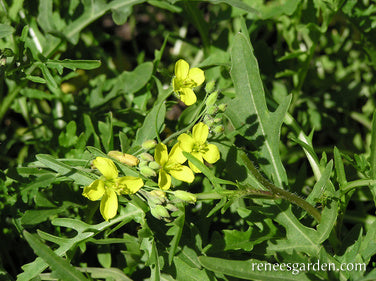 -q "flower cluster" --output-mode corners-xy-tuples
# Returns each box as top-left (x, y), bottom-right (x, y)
(82, 59), (222, 221)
